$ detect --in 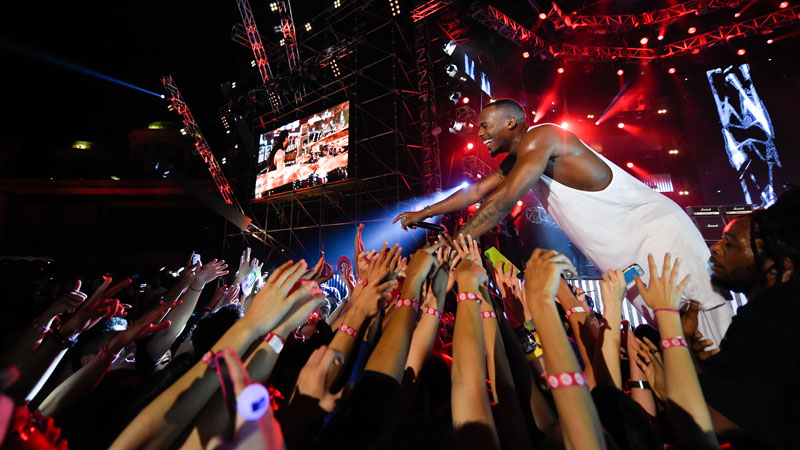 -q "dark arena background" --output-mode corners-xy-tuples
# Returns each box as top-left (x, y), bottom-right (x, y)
(1, 0), (798, 318)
